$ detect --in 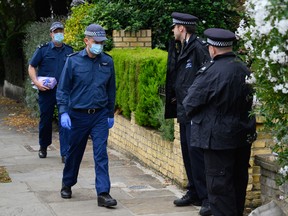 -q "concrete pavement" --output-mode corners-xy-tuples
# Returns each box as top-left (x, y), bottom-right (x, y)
(0, 100), (201, 216)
